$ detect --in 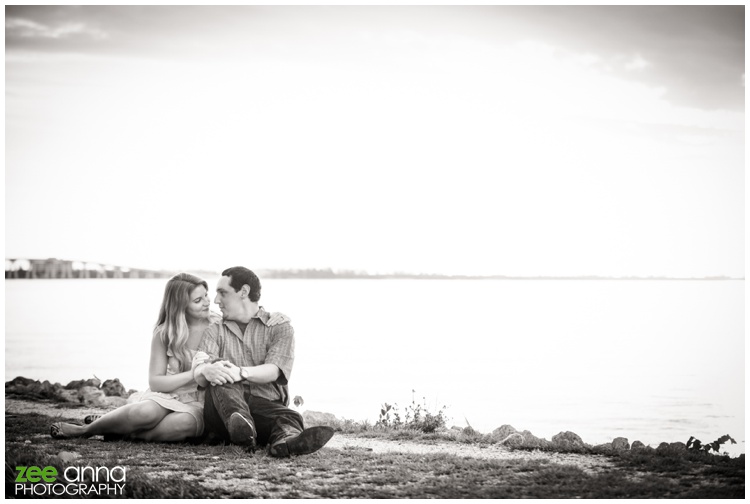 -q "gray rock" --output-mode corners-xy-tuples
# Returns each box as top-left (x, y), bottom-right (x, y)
(78, 386), (107, 406)
(631, 440), (646, 450)
(463, 426), (478, 436)
(65, 378), (101, 390)
(5, 376), (37, 387)
(519, 430), (551, 448)
(9, 379), (61, 400)
(491, 424), (517, 440)
(656, 441), (687, 454)
(500, 433), (525, 446)
(552, 431), (586, 448)
(101, 379), (127, 397)
(669, 442), (687, 452)
(55, 389), (80, 403)
(302, 410), (339, 427)
(593, 442), (613, 452)
(612, 437), (630, 451)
